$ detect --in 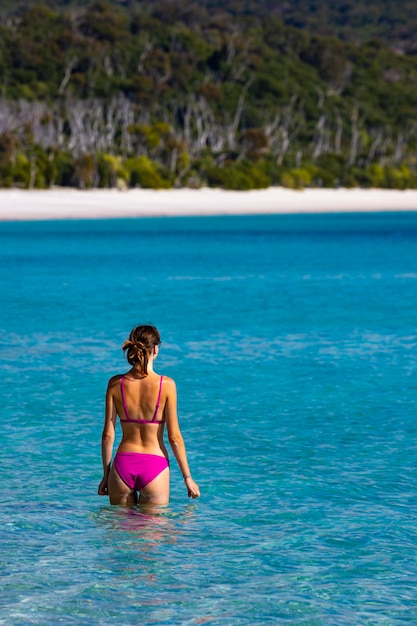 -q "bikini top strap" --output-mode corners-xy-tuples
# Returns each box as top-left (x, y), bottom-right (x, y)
(152, 376), (163, 421)
(120, 376), (130, 420)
